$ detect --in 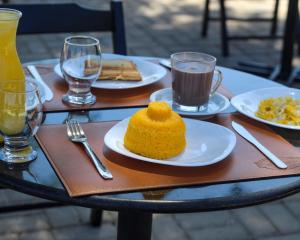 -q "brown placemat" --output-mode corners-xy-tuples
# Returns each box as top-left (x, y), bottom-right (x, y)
(33, 63), (233, 113)
(36, 114), (300, 197)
